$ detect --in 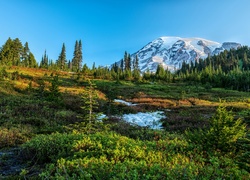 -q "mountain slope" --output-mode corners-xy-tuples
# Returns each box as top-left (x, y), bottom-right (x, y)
(126, 36), (241, 72)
